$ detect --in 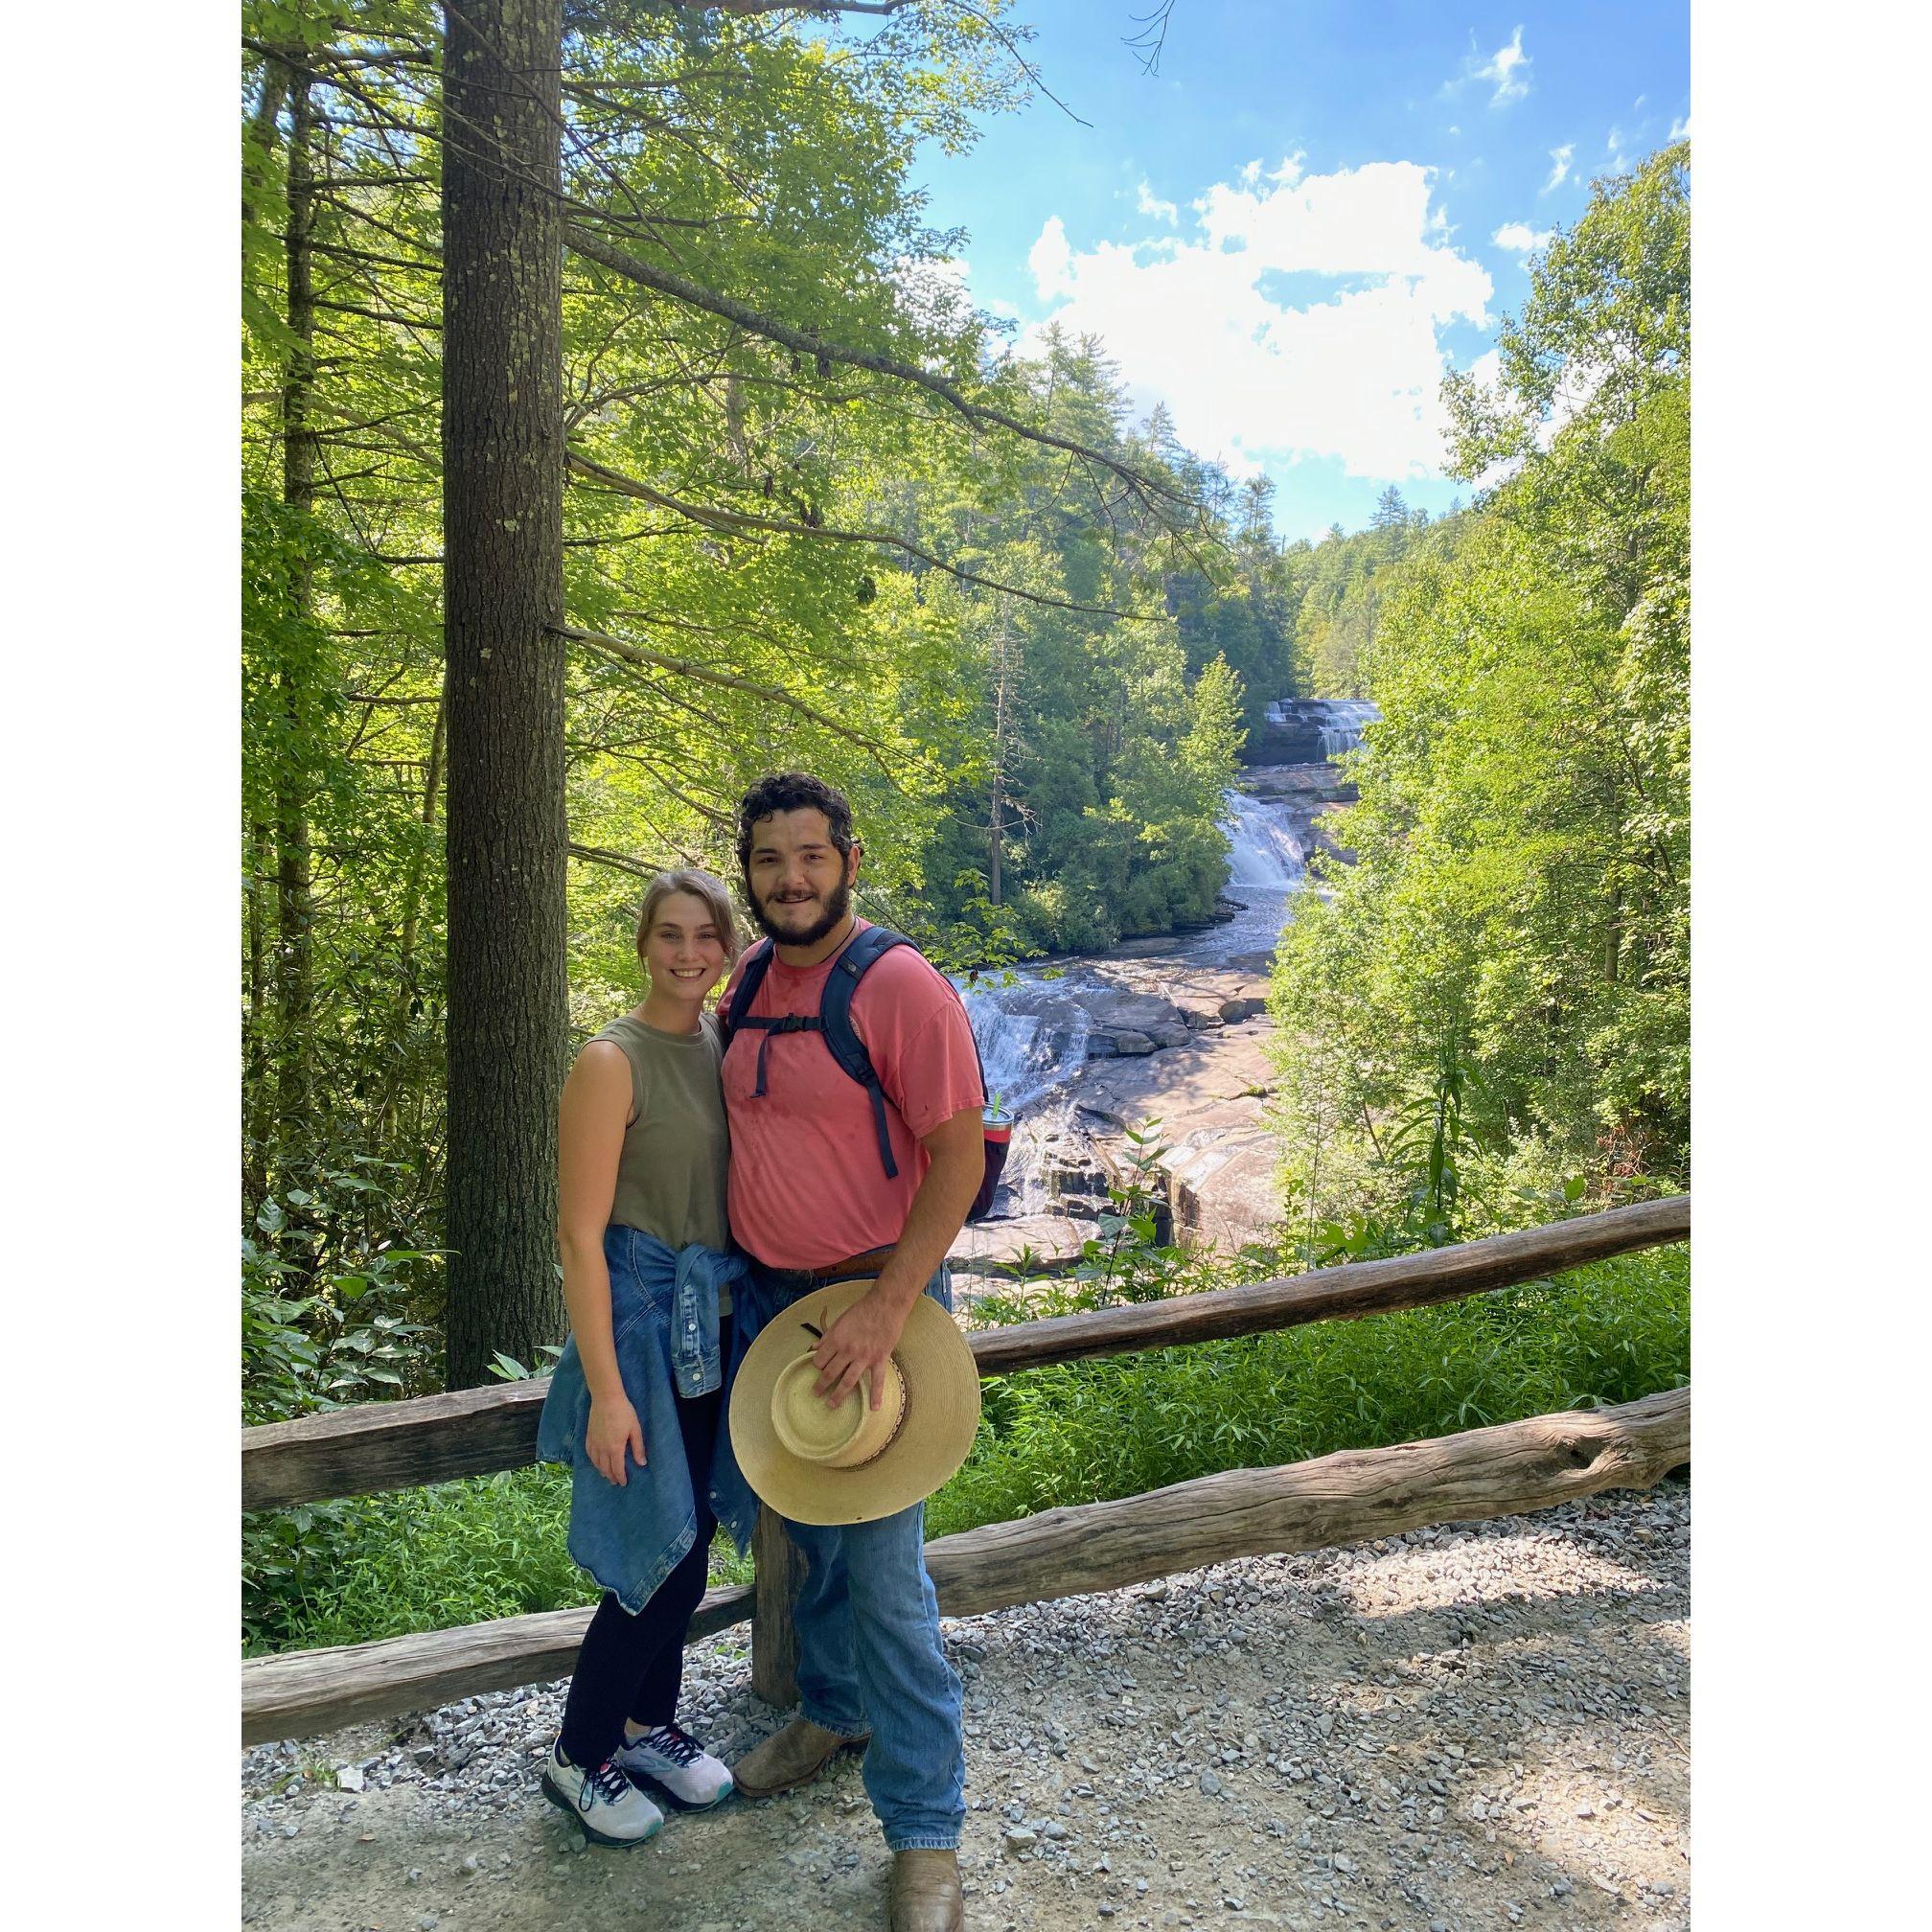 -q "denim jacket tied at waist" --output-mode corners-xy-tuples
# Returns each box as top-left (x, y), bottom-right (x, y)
(536, 1226), (757, 1614)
